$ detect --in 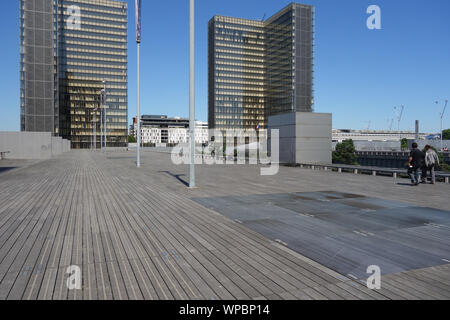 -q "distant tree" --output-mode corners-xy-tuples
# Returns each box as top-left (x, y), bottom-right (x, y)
(443, 129), (450, 140)
(128, 135), (136, 143)
(442, 162), (450, 172)
(401, 138), (408, 150)
(333, 139), (359, 165)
